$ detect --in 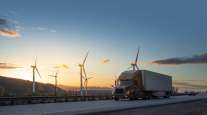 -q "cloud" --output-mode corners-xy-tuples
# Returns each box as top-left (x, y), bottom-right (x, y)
(33, 26), (57, 33)
(0, 63), (22, 69)
(151, 52), (207, 65)
(0, 29), (20, 37)
(0, 18), (8, 25)
(36, 27), (46, 31)
(0, 18), (20, 38)
(173, 80), (207, 89)
(54, 64), (69, 69)
(50, 29), (56, 33)
(101, 59), (110, 64)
